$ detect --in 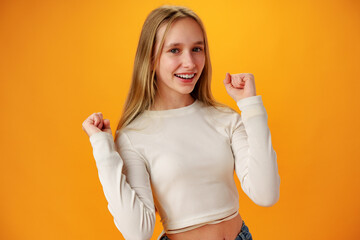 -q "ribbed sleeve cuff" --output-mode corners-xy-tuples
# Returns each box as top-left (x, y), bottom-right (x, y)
(236, 95), (267, 122)
(89, 131), (116, 161)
